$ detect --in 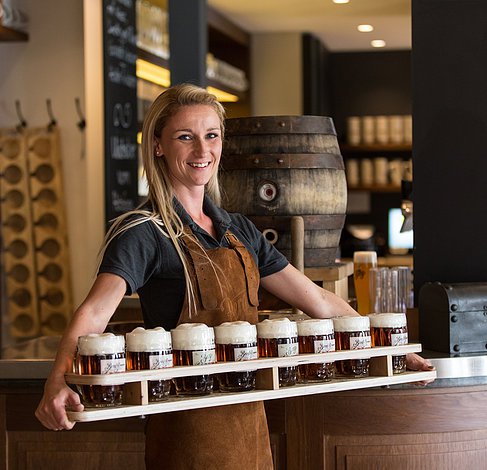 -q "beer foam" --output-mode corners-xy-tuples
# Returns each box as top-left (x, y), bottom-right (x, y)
(256, 318), (298, 339)
(369, 313), (407, 328)
(77, 333), (125, 356)
(353, 251), (377, 264)
(171, 323), (215, 350)
(332, 316), (370, 332)
(297, 319), (334, 337)
(126, 327), (172, 352)
(214, 321), (257, 345)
